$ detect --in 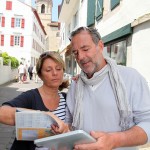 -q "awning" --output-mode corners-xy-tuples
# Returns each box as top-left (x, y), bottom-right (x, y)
(102, 23), (132, 44)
